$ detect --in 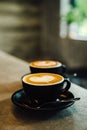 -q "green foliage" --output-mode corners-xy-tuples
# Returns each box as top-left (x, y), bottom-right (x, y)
(66, 0), (87, 25)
